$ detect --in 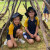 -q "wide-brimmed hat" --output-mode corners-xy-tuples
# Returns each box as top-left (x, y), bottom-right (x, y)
(11, 12), (23, 21)
(25, 7), (37, 18)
